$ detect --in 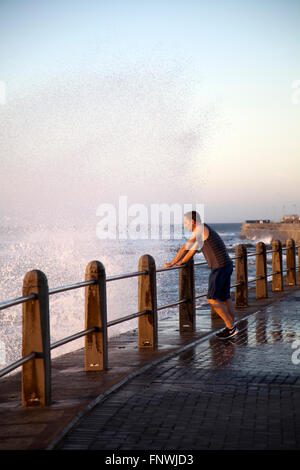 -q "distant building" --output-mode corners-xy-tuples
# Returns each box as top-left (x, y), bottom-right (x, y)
(281, 214), (300, 223)
(245, 219), (270, 224)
